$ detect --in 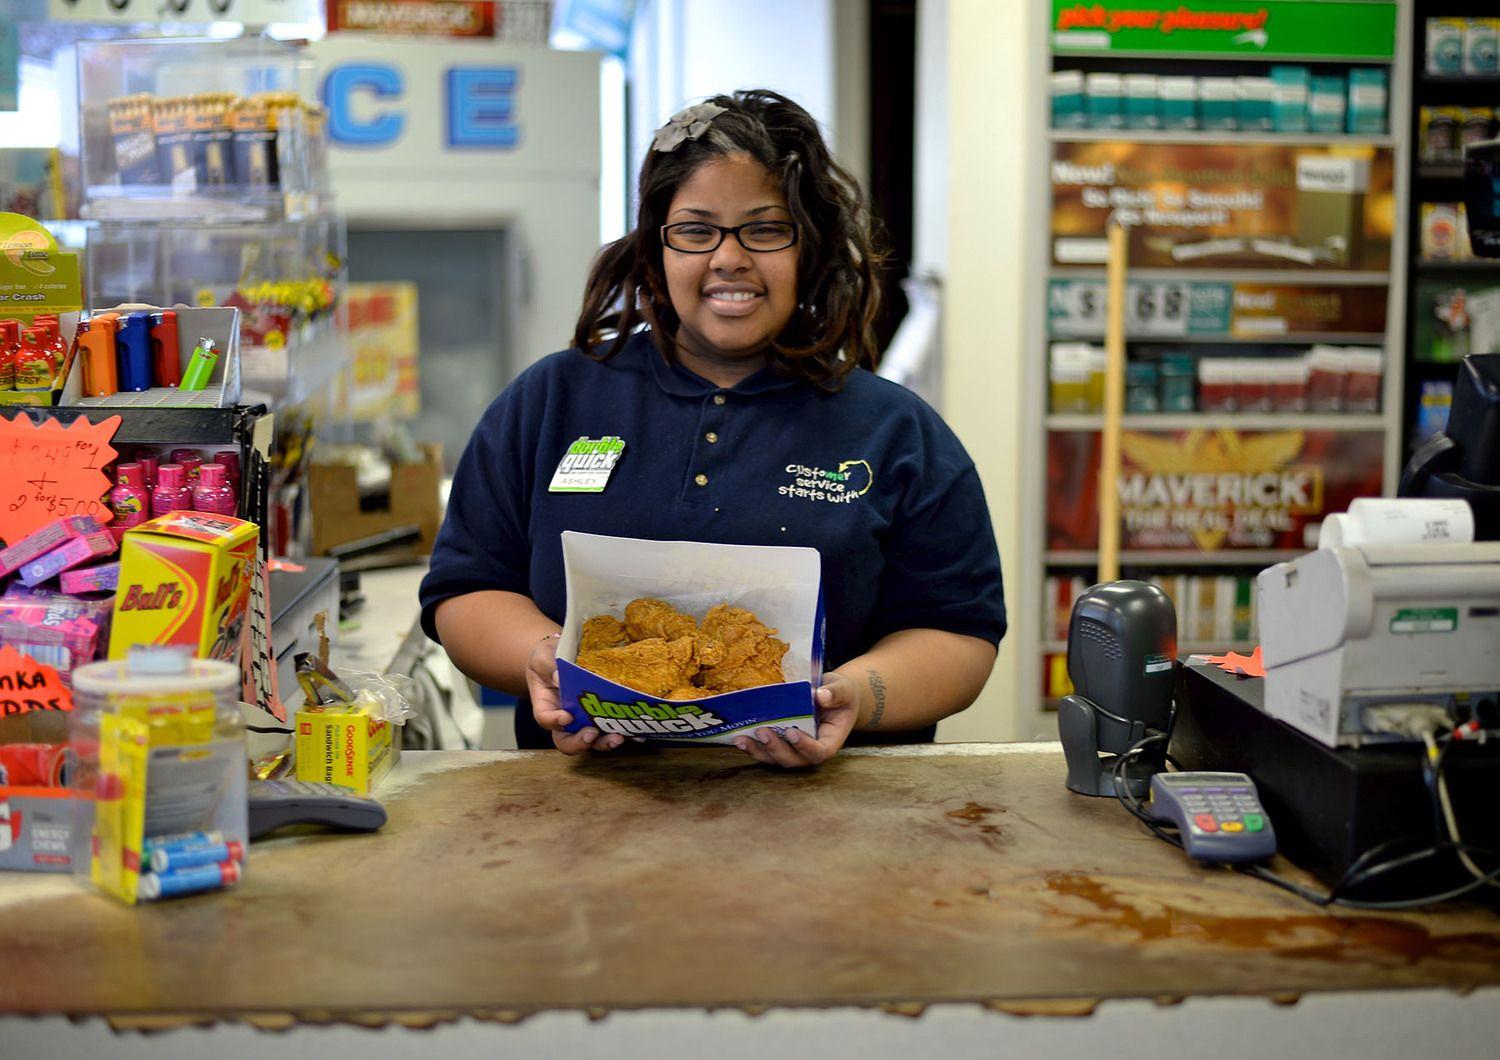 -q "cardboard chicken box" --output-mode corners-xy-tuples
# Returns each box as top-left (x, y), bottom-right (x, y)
(554, 532), (824, 745)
